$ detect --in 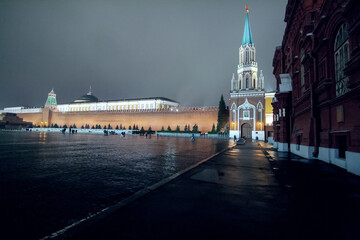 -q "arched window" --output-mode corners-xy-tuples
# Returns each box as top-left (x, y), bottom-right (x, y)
(239, 75), (243, 89)
(246, 75), (249, 88)
(232, 109), (236, 122)
(334, 23), (349, 96)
